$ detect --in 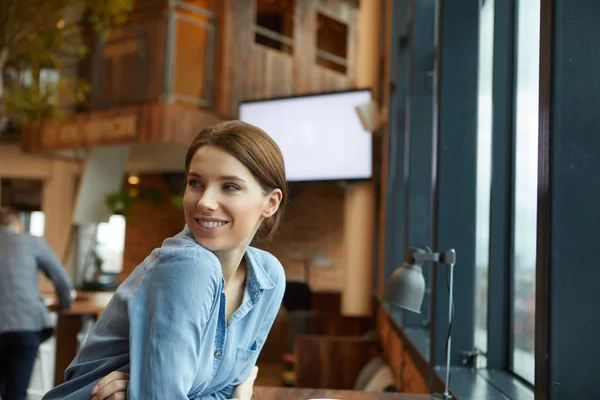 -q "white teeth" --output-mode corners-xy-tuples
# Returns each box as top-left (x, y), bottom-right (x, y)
(198, 220), (226, 228)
